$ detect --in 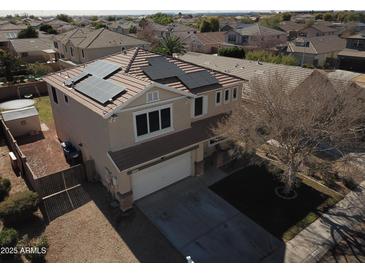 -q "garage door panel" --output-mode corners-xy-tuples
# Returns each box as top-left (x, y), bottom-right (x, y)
(132, 152), (192, 200)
